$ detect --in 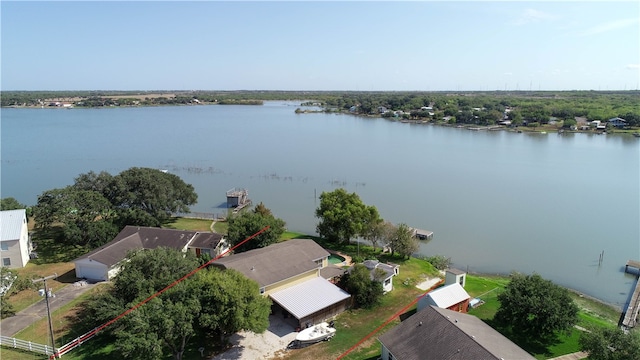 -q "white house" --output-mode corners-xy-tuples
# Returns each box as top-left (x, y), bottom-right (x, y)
(0, 209), (32, 268)
(361, 259), (399, 293)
